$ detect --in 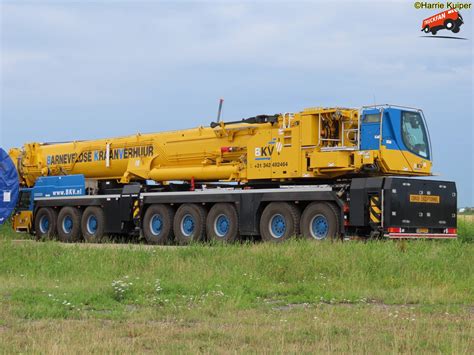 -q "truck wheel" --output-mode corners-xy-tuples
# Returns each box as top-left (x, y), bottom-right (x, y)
(444, 20), (454, 30)
(81, 206), (105, 243)
(57, 207), (82, 243)
(431, 29), (437, 35)
(142, 204), (175, 245)
(206, 203), (239, 243)
(34, 207), (58, 240)
(423, 26), (430, 33)
(300, 202), (340, 241)
(452, 27), (460, 33)
(260, 202), (300, 242)
(173, 204), (207, 245)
